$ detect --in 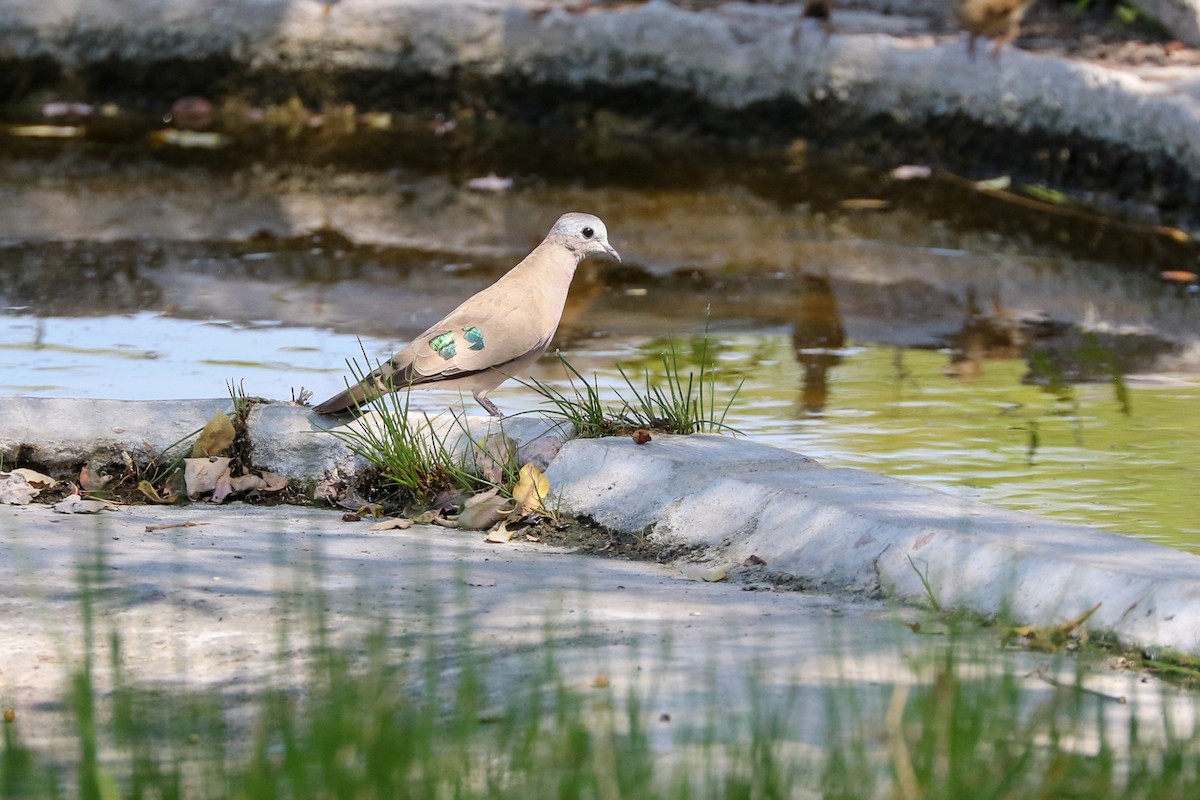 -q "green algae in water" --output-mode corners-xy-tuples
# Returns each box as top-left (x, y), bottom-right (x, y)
(610, 335), (1200, 553)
